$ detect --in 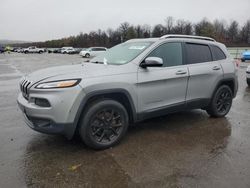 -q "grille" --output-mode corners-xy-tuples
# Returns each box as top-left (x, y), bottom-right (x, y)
(20, 78), (32, 99)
